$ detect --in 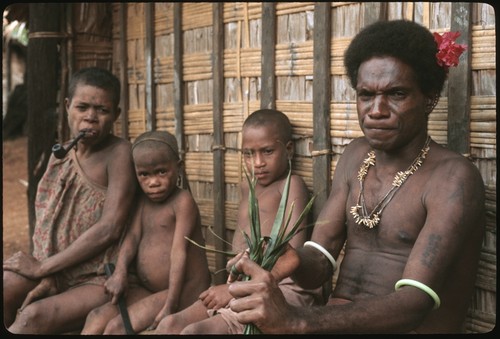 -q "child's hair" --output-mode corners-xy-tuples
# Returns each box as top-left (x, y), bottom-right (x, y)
(344, 20), (446, 97)
(243, 109), (292, 143)
(67, 67), (121, 108)
(132, 130), (191, 191)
